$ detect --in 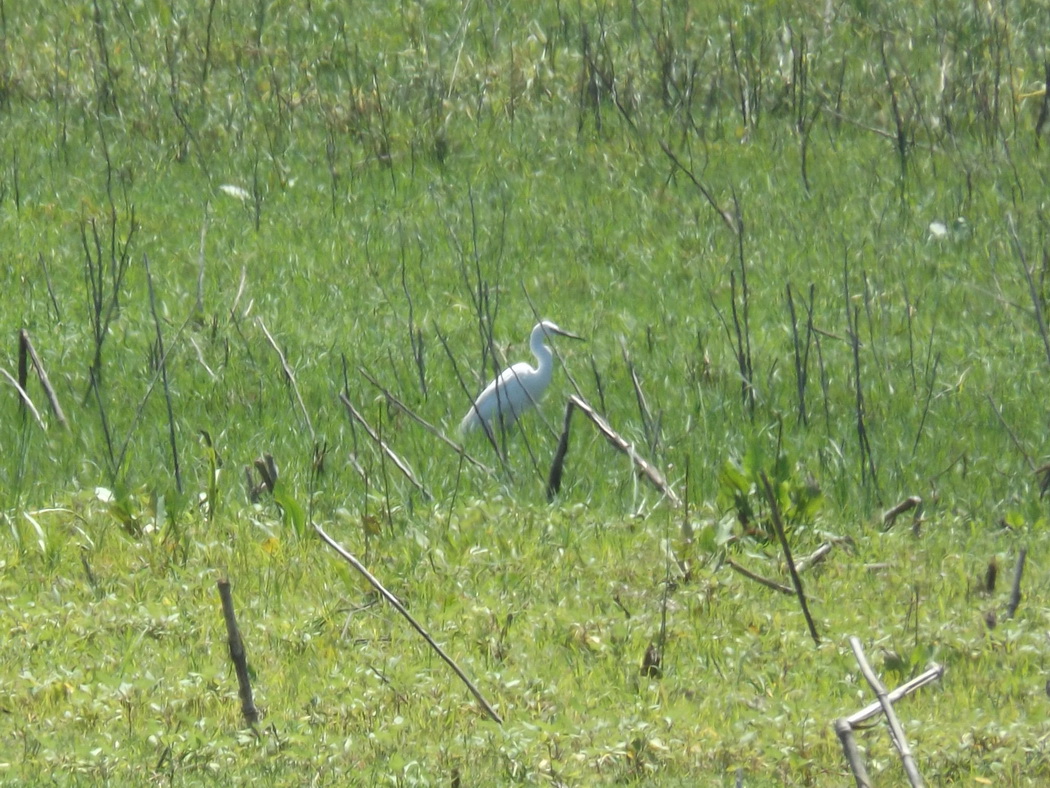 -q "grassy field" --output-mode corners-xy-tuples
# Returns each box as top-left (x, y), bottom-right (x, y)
(2, 0), (1050, 784)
